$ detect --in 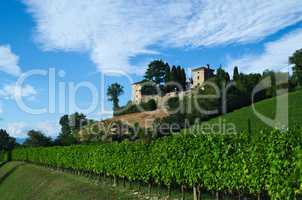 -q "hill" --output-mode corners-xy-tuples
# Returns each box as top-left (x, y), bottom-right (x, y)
(0, 162), (136, 200)
(106, 108), (169, 128)
(16, 138), (26, 144)
(185, 89), (302, 134)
